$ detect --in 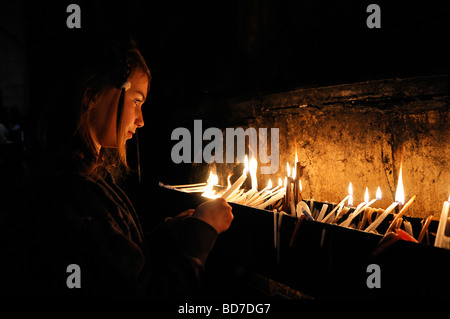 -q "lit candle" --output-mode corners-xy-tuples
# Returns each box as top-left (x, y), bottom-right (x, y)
(227, 174), (232, 190)
(249, 157), (258, 190)
(340, 187), (380, 228)
(321, 194), (350, 223)
(257, 188), (286, 210)
(202, 171), (219, 198)
(348, 182), (353, 207)
(386, 194), (416, 233)
(316, 204), (329, 222)
(290, 182), (296, 217)
(435, 194), (450, 249)
(221, 155), (248, 200)
(247, 179), (272, 206)
(376, 187), (381, 205)
(365, 165), (405, 233)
